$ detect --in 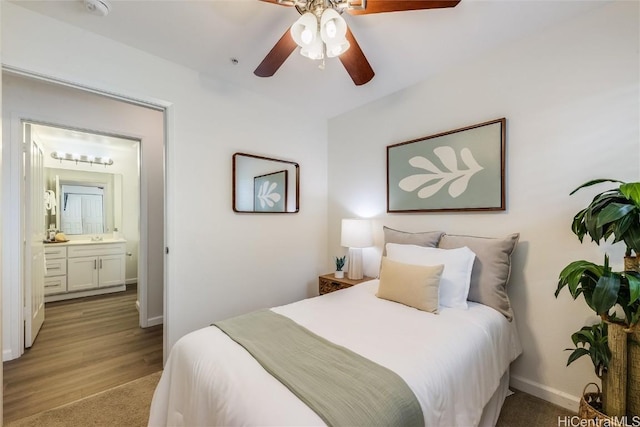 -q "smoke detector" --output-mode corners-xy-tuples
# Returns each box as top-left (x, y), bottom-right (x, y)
(83, 0), (110, 16)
